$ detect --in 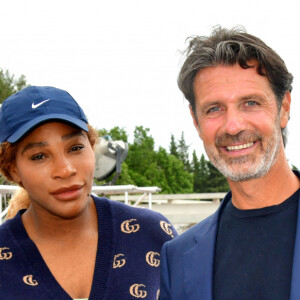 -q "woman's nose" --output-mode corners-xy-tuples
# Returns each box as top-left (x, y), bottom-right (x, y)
(51, 157), (76, 179)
